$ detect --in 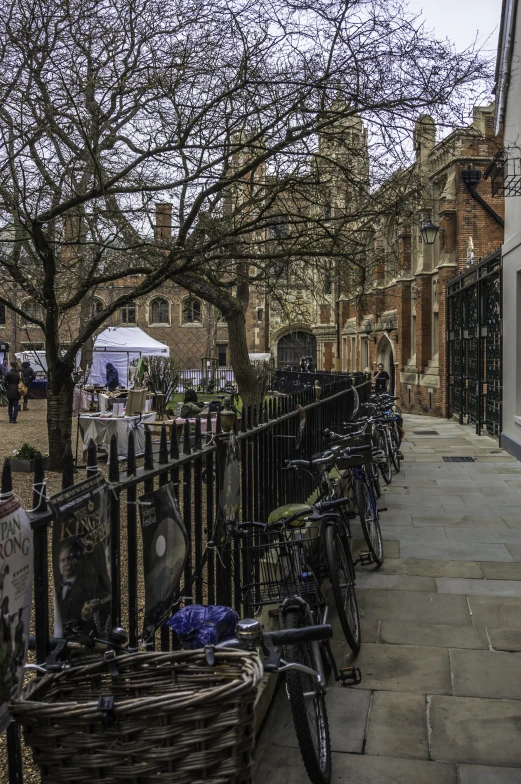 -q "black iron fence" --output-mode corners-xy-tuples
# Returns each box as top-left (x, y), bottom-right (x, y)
(3, 376), (372, 783)
(273, 369), (365, 395)
(447, 250), (502, 435)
